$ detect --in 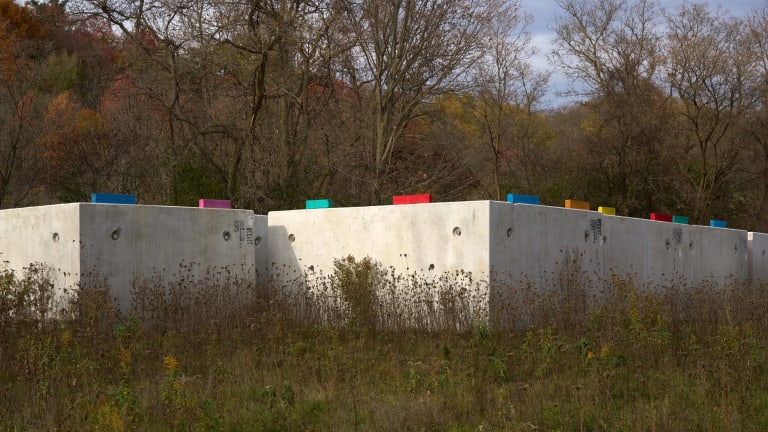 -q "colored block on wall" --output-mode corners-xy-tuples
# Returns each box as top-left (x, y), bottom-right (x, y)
(672, 215), (689, 224)
(650, 213), (672, 222)
(710, 219), (727, 228)
(199, 199), (231, 209)
(565, 200), (590, 210)
(598, 206), (616, 216)
(306, 199), (332, 209)
(91, 193), (137, 205)
(393, 194), (432, 205)
(507, 194), (540, 205)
